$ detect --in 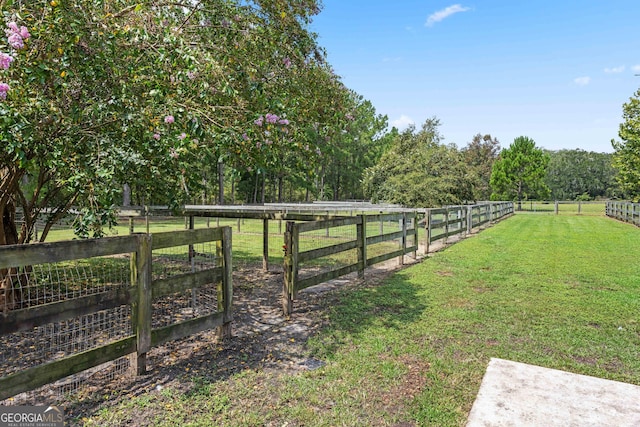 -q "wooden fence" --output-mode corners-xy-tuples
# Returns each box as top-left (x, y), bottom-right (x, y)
(425, 202), (514, 252)
(606, 201), (640, 226)
(0, 227), (232, 400)
(282, 212), (418, 315)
